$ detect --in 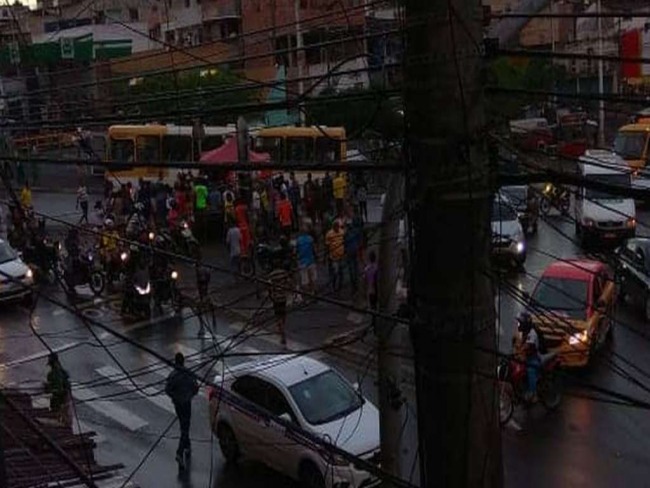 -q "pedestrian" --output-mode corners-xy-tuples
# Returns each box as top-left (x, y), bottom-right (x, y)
(344, 221), (361, 292)
(322, 171), (333, 213)
(356, 182), (368, 223)
(333, 171), (347, 217)
(165, 352), (199, 463)
(44, 353), (72, 429)
(234, 197), (249, 227)
(276, 192), (293, 238)
(267, 259), (291, 346)
(288, 172), (301, 229)
(313, 178), (323, 225)
(251, 182), (262, 235)
(303, 172), (316, 223)
(225, 218), (242, 274)
(195, 262), (211, 336)
(325, 219), (345, 291)
(20, 180), (32, 209)
(208, 184), (223, 237)
(296, 225), (317, 294)
(76, 183), (89, 224)
(364, 250), (379, 310)
(223, 190), (235, 227)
